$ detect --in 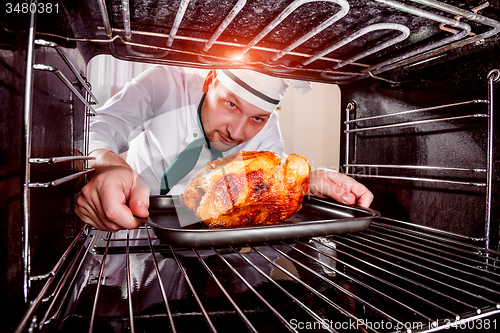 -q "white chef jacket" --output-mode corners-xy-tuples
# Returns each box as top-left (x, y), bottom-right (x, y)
(89, 65), (285, 195)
